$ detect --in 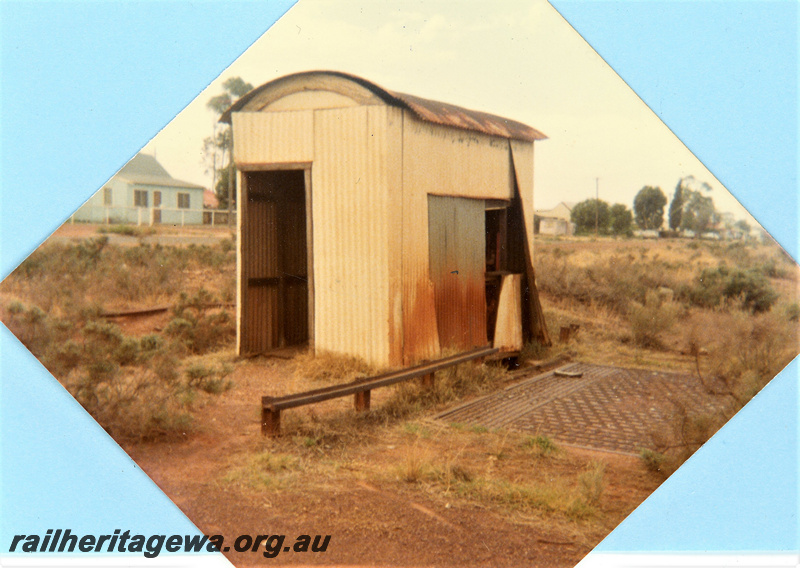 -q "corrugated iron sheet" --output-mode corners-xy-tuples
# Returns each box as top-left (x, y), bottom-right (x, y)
(390, 90), (545, 143)
(311, 106), (396, 367)
(509, 140), (535, 264)
(232, 111), (314, 165)
(402, 115), (513, 201)
(222, 71), (546, 143)
(492, 274), (523, 352)
(427, 195), (487, 351)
